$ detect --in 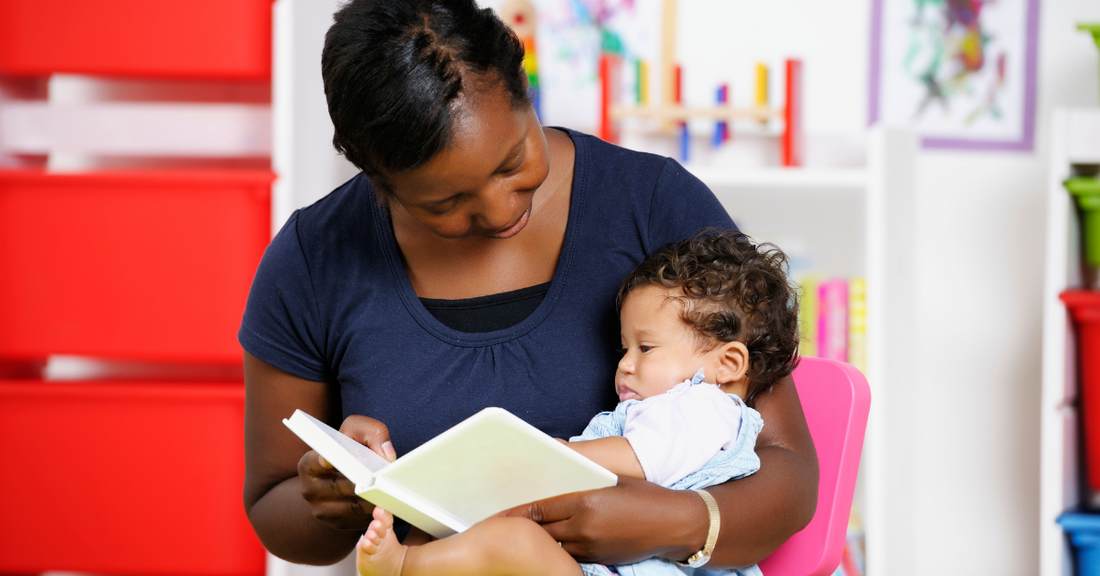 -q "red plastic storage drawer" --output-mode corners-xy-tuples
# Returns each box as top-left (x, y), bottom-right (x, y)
(0, 0), (273, 79)
(0, 379), (265, 576)
(1062, 290), (1100, 495)
(0, 169), (273, 364)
